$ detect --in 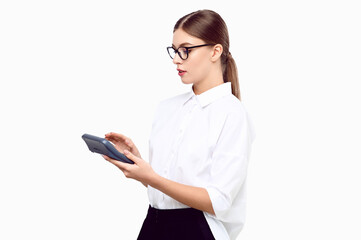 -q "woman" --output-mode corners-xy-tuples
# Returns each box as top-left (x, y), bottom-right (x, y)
(103, 9), (255, 240)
